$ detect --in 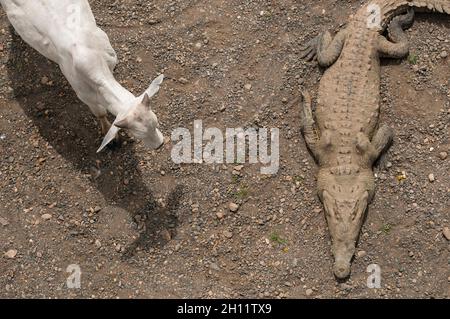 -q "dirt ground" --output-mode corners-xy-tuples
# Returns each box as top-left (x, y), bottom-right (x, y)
(0, 0), (449, 299)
